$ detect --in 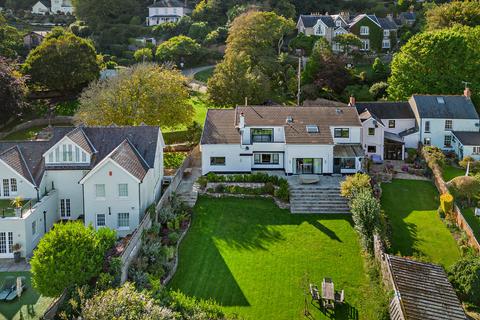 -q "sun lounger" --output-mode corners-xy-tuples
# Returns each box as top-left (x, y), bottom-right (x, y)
(0, 276), (15, 301)
(5, 277), (26, 301)
(299, 174), (320, 184)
